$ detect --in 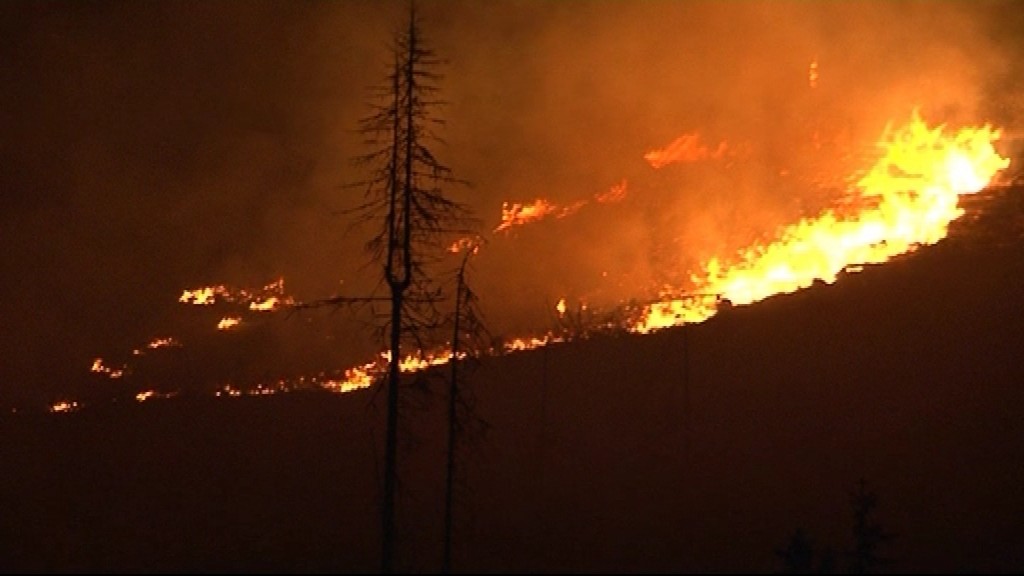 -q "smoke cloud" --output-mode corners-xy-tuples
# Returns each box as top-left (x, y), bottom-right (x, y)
(0, 1), (1018, 407)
